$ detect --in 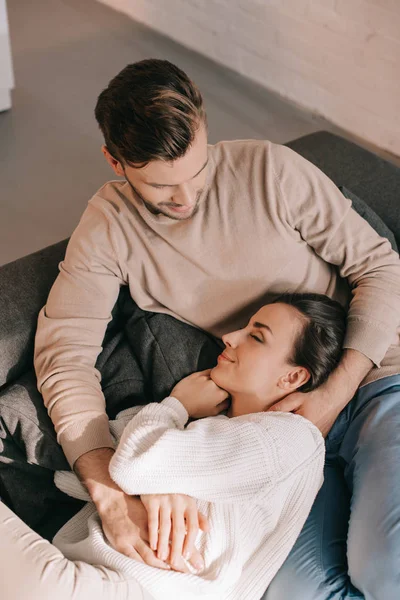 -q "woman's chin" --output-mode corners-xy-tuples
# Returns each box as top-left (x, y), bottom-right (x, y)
(210, 365), (221, 382)
(210, 365), (229, 389)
